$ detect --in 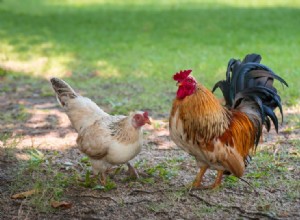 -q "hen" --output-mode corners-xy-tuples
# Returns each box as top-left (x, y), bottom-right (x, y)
(50, 78), (151, 185)
(169, 54), (288, 189)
